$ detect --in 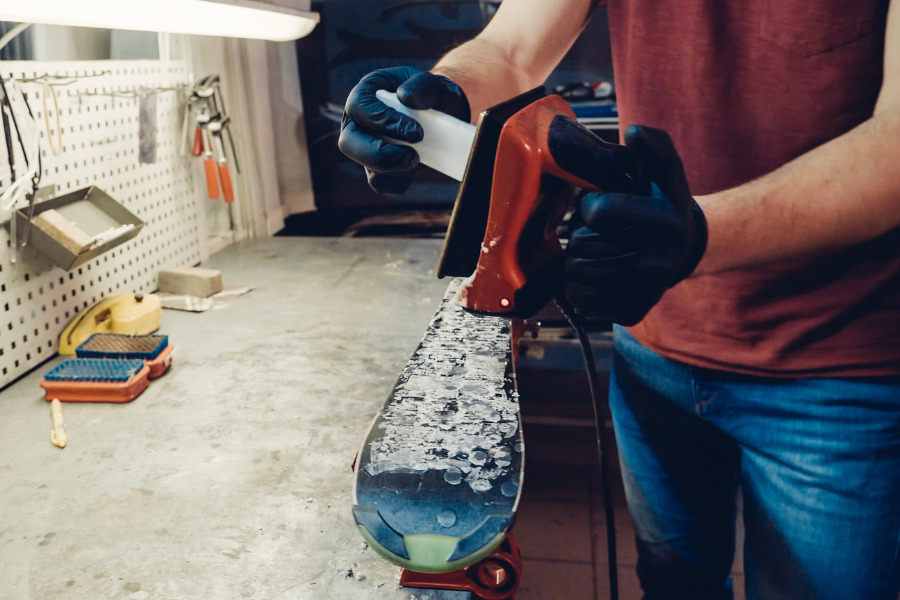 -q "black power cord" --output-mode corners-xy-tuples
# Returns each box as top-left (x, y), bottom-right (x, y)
(554, 296), (619, 600)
